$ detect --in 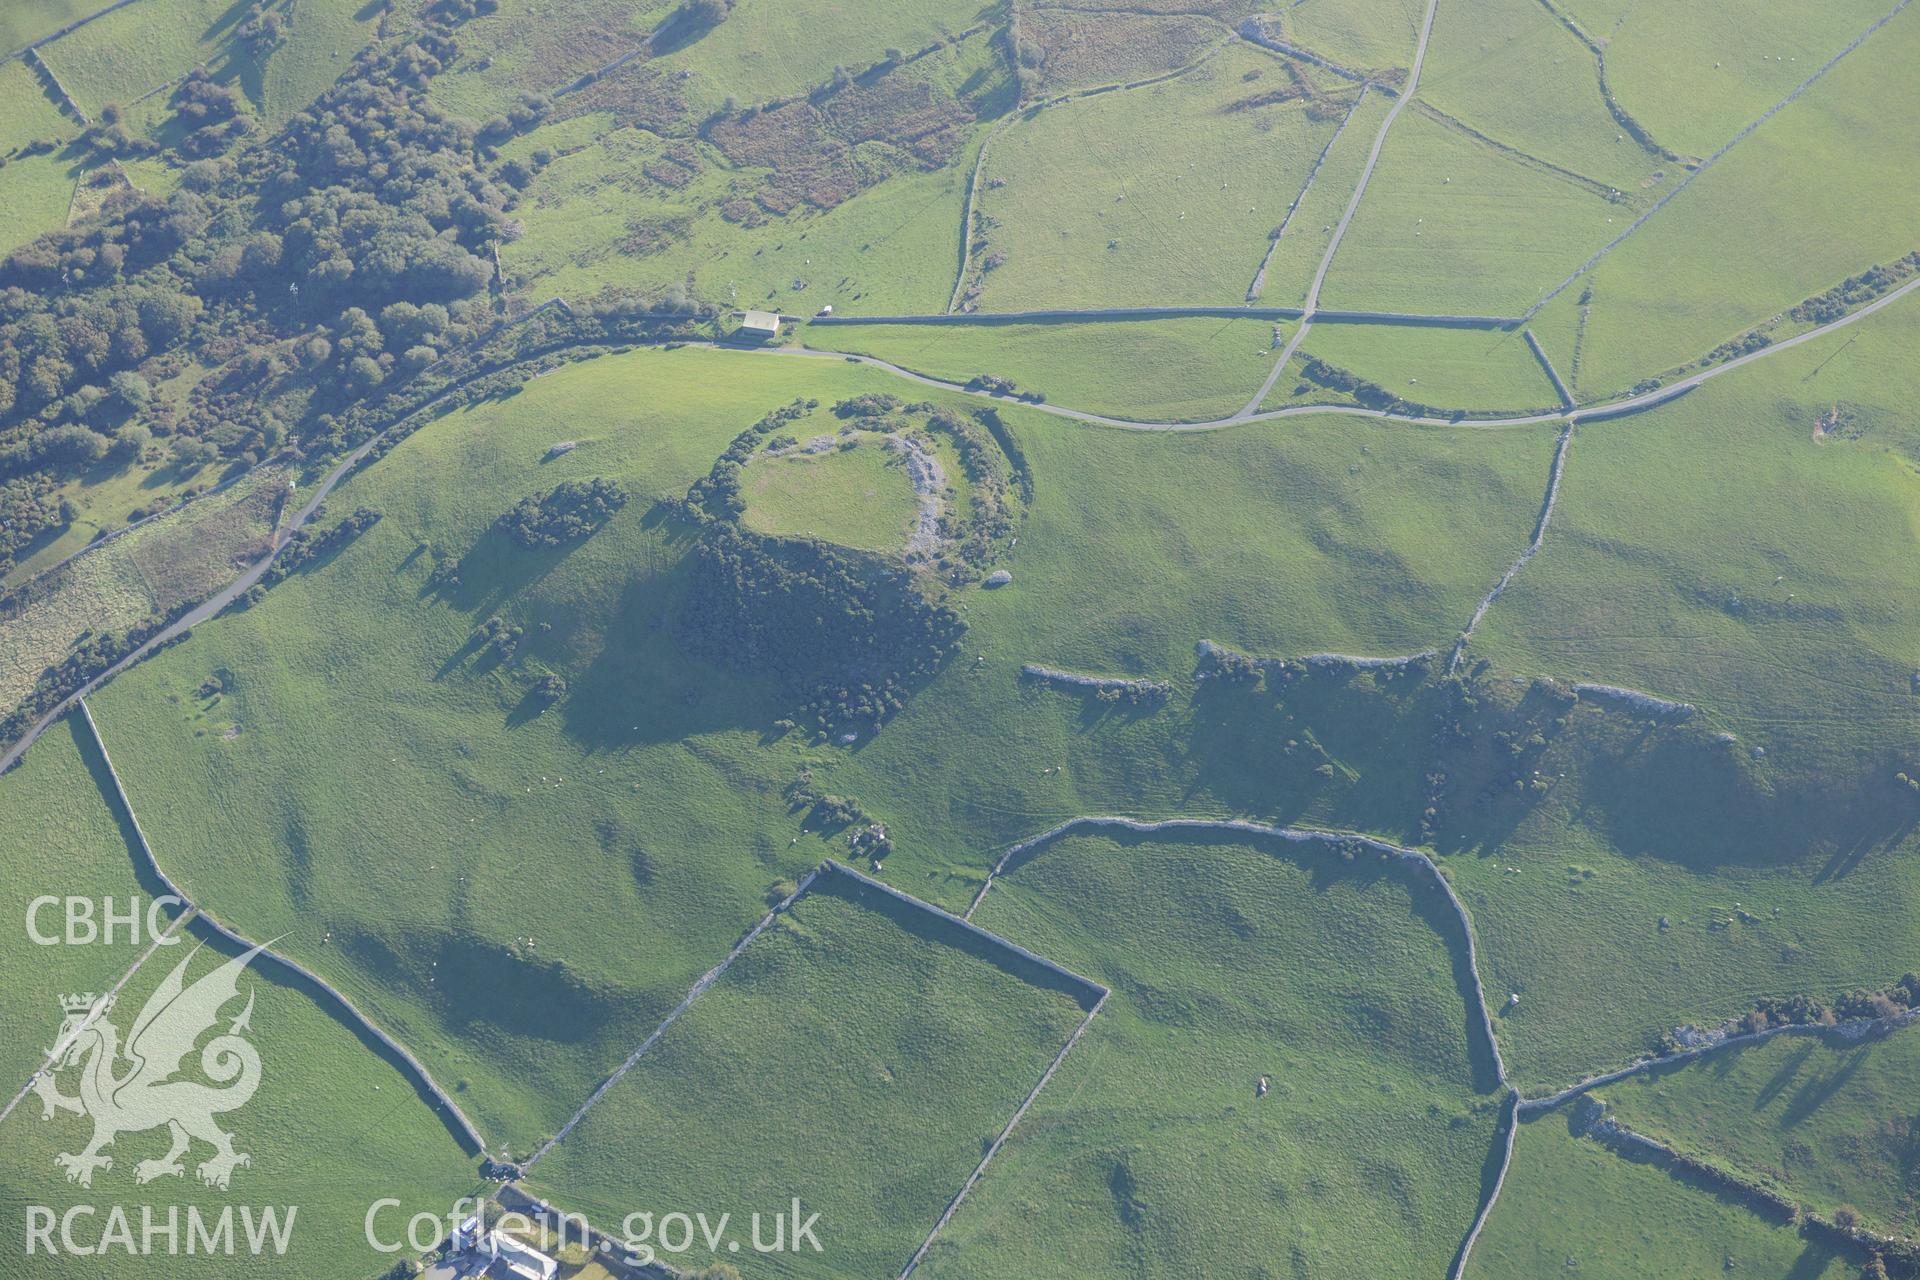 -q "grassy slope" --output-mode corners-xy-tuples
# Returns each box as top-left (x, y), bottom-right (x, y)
(420, 0), (664, 121)
(256, 0), (379, 127)
(1593, 0), (1894, 158)
(1316, 107), (1620, 316)
(0, 0), (99, 53)
(972, 44), (1346, 310)
(0, 924), (479, 1280)
(506, 121), (970, 314)
(827, 412), (1559, 905)
(650, 0), (989, 119)
(85, 347), (1033, 1152)
(1, 465), (288, 716)
(1451, 784), (1920, 1093)
(525, 873), (1090, 1280)
(500, 18), (1004, 319)
(1450, 298), (1920, 1088)
(1471, 297), (1920, 765)
(40, 0), (247, 115)
(0, 714), (170, 1092)
(82, 344), (1558, 1144)
(1287, 320), (1559, 412)
(1281, 0), (1420, 72)
(1415, 0), (1667, 192)
(1469, 1113), (1852, 1279)
(740, 434), (921, 553)
(922, 832), (1499, 1278)
(1600, 1029), (1920, 1237)
(1024, 9), (1227, 95)
(0, 59), (88, 254)
(1255, 85), (1393, 306)
(41, 0), (375, 126)
(1568, 3), (1920, 398)
(805, 316), (1287, 422)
